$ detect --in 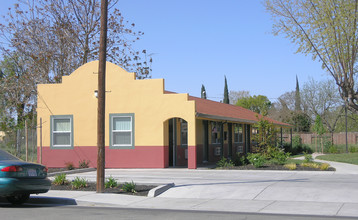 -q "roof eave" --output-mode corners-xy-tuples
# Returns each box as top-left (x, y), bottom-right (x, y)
(196, 112), (292, 128)
(196, 113), (257, 124)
